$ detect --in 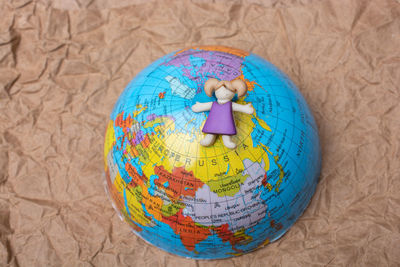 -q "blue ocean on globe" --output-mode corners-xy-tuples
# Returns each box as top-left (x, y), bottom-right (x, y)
(104, 46), (321, 259)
